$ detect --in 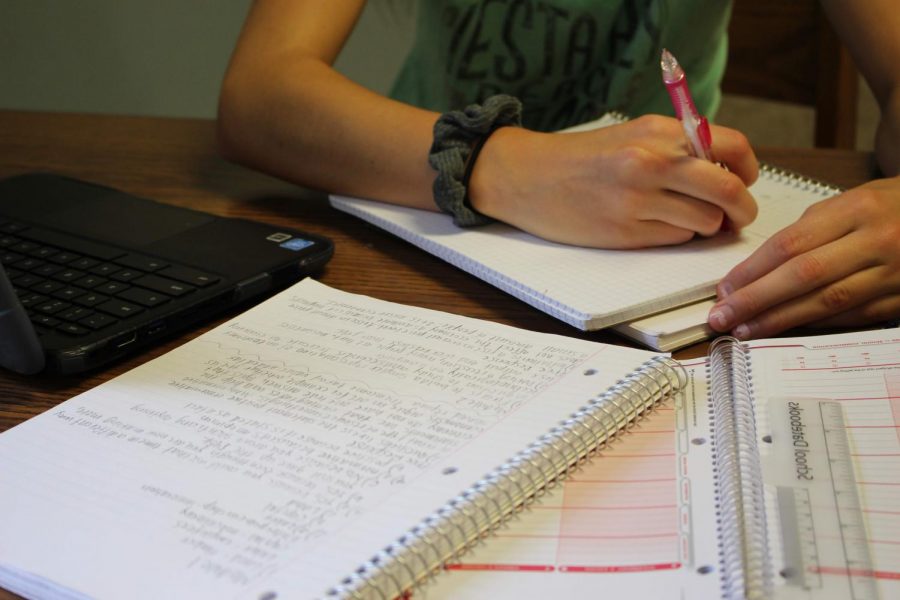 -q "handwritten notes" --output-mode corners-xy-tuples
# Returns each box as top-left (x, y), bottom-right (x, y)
(0, 279), (657, 599)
